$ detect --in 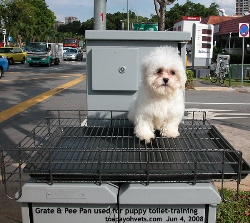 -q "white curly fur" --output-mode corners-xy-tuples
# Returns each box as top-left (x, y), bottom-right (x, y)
(128, 46), (186, 143)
